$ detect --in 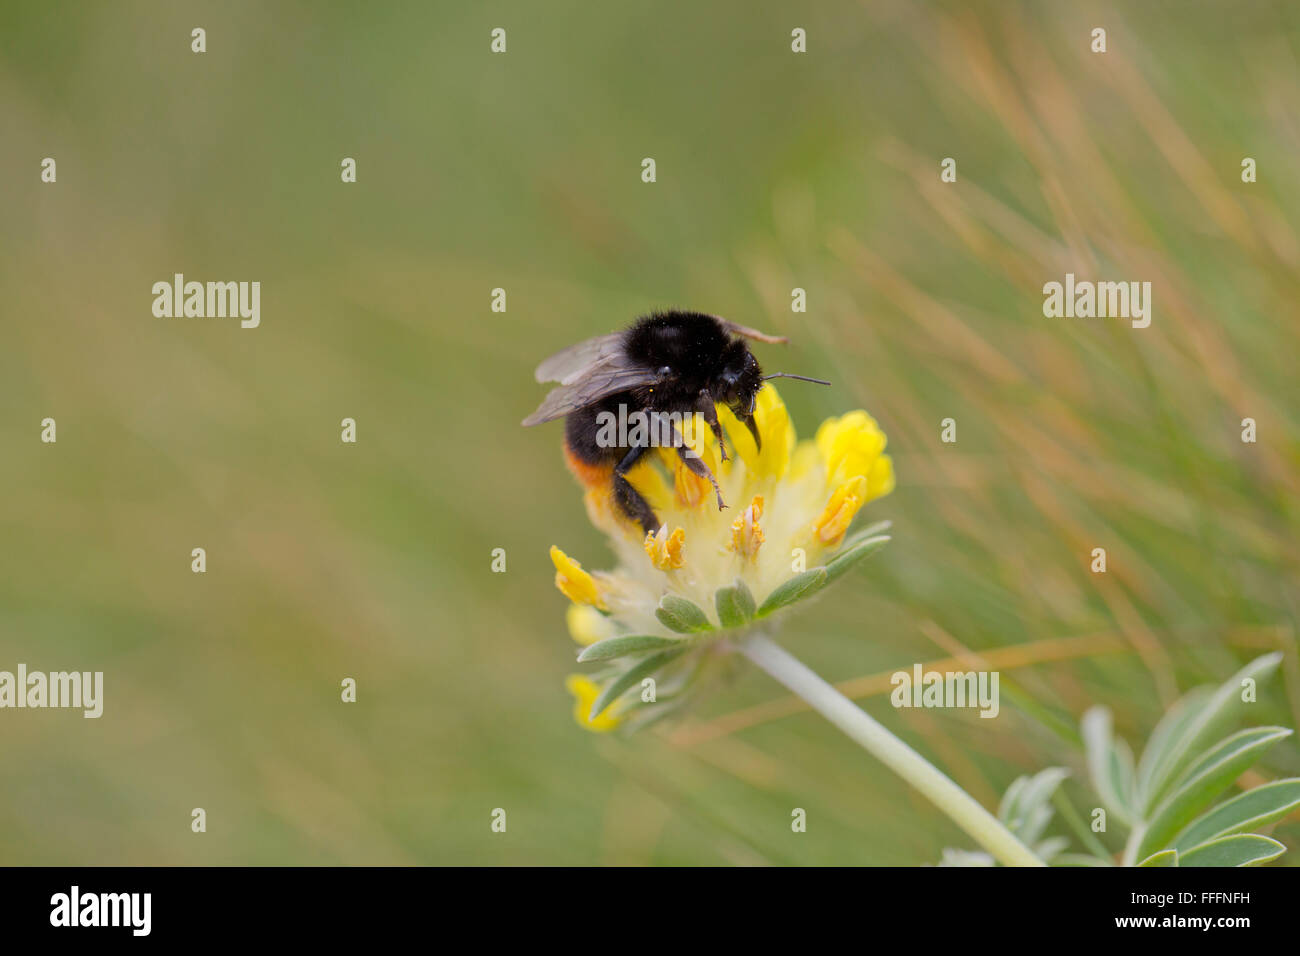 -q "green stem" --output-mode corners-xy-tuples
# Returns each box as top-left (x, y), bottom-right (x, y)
(1121, 824), (1146, 867)
(740, 633), (1044, 867)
